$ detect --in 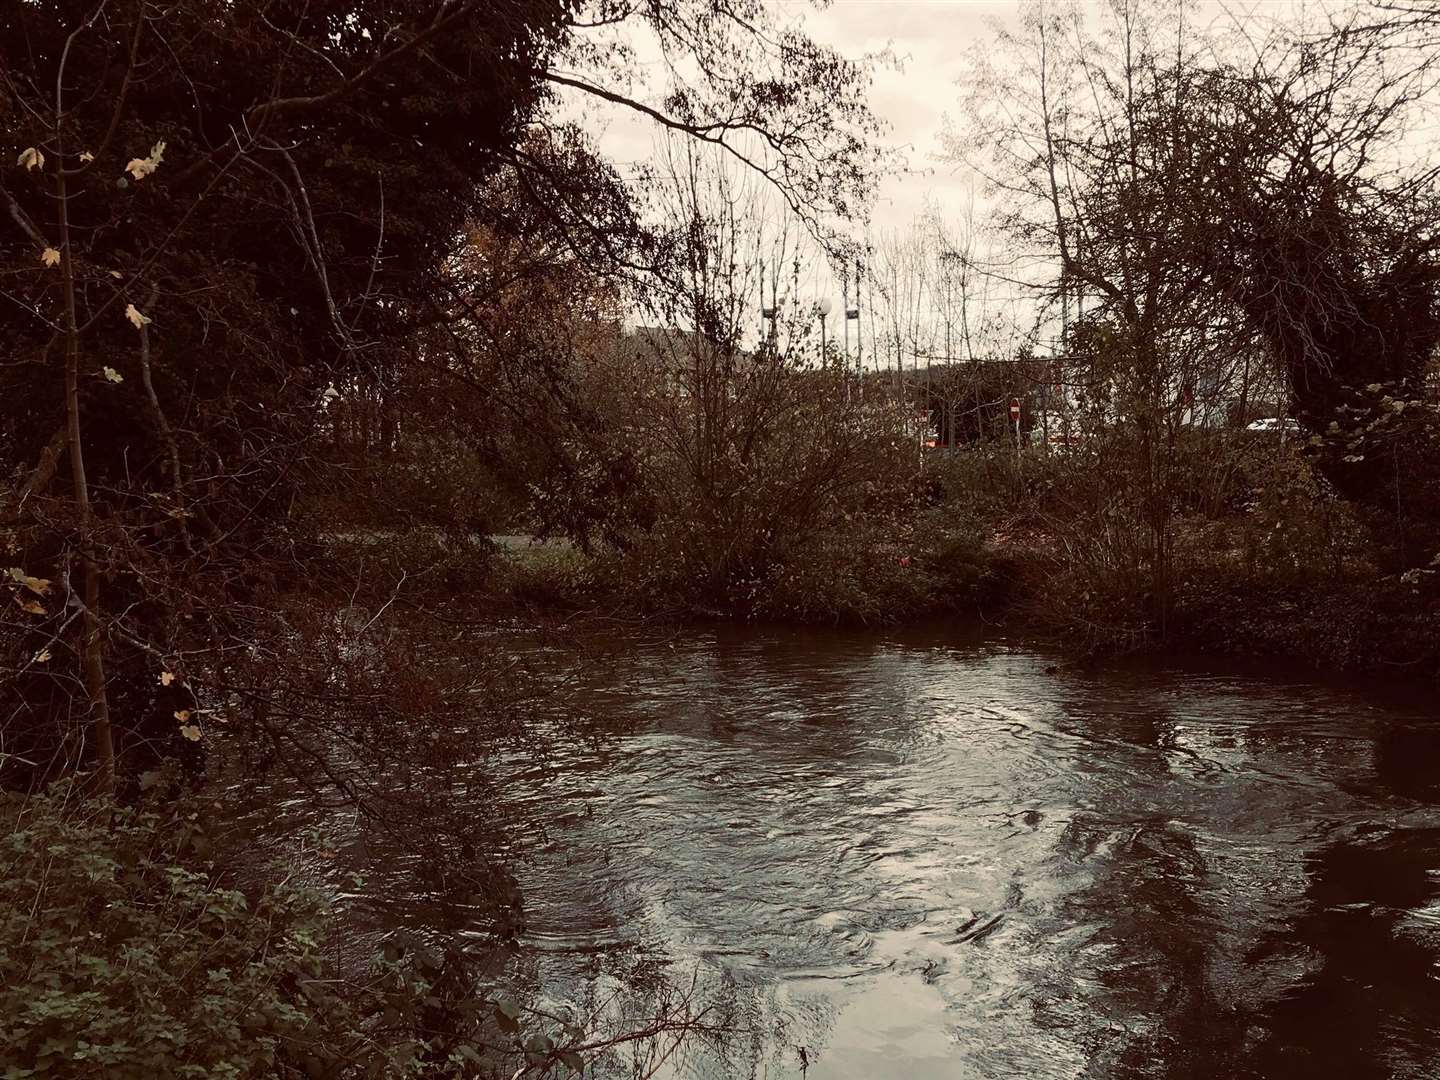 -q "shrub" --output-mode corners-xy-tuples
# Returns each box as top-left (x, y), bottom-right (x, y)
(491, 542), (596, 609)
(0, 786), (695, 1079)
(0, 786), (341, 1079)
(759, 519), (932, 624)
